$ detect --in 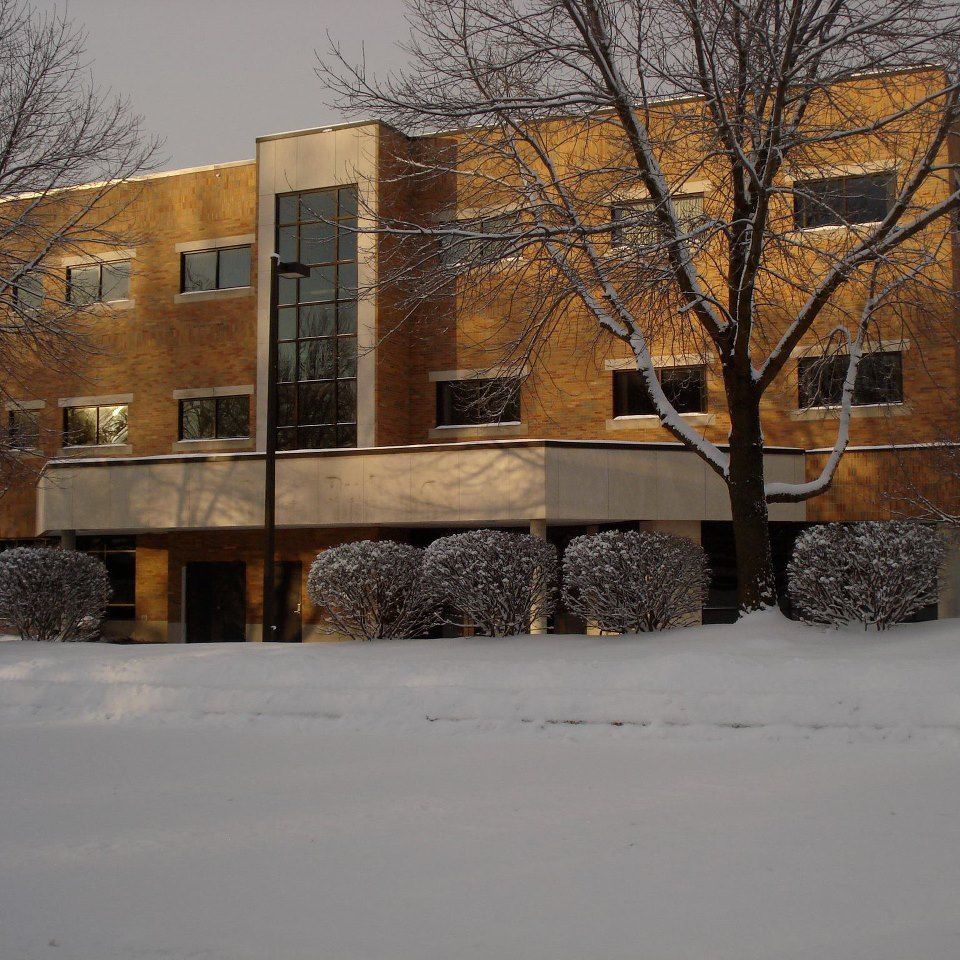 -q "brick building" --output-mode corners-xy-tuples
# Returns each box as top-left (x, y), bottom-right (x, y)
(2, 74), (959, 640)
